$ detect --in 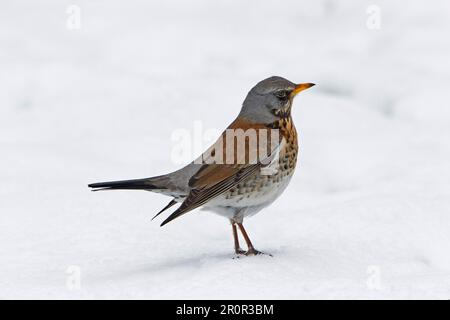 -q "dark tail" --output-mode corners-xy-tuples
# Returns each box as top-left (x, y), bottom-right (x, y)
(89, 175), (184, 221)
(88, 178), (159, 191)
